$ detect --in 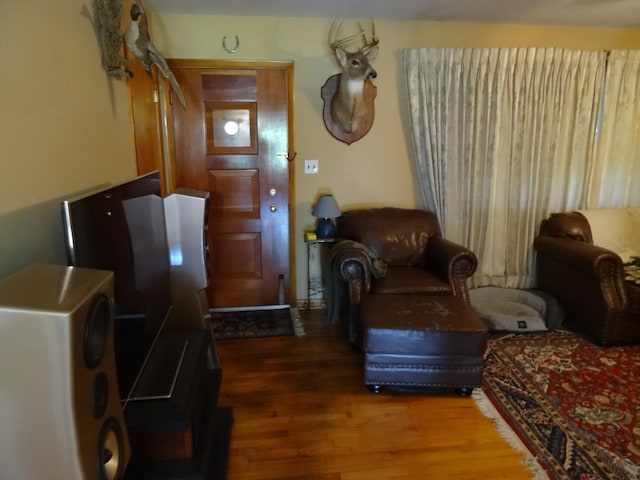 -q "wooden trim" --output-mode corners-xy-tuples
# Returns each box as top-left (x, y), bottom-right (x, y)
(286, 62), (296, 306)
(166, 59), (294, 71)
